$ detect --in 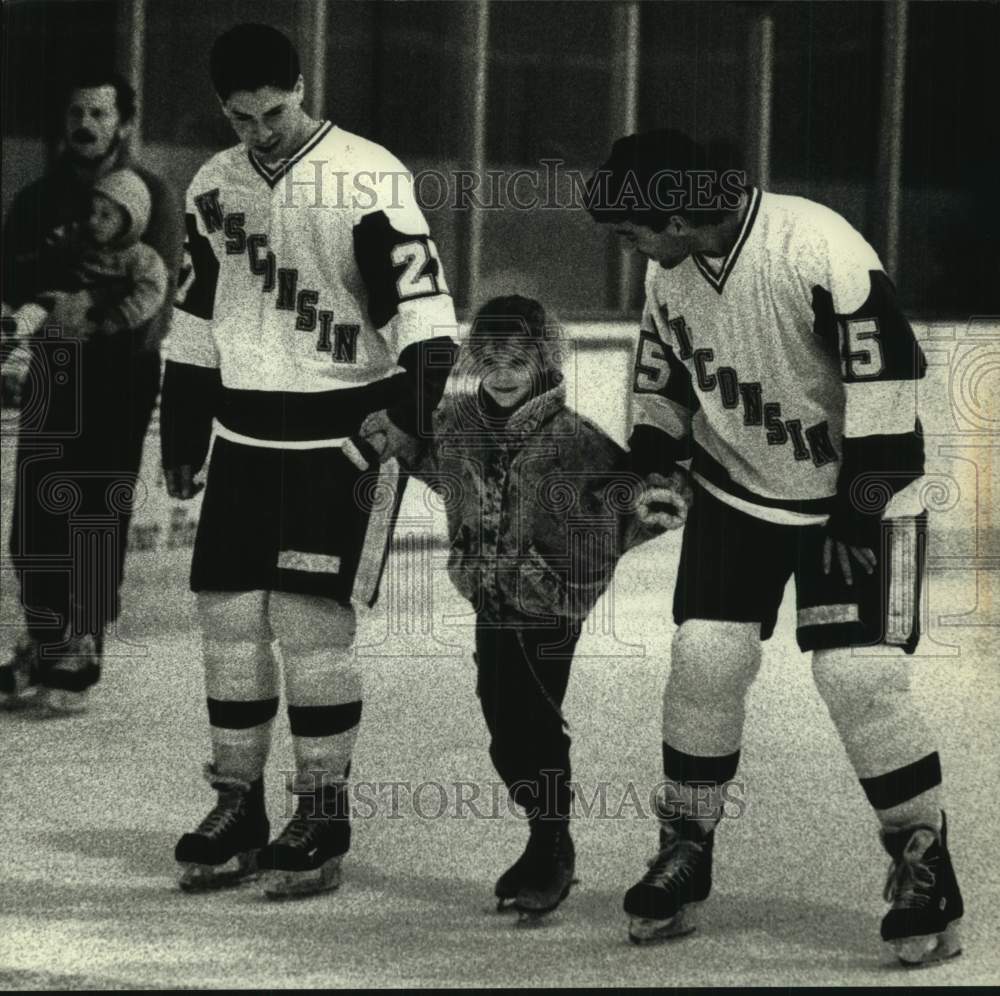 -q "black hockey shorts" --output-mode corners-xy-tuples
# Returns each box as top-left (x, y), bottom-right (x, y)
(190, 436), (405, 606)
(673, 484), (926, 653)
